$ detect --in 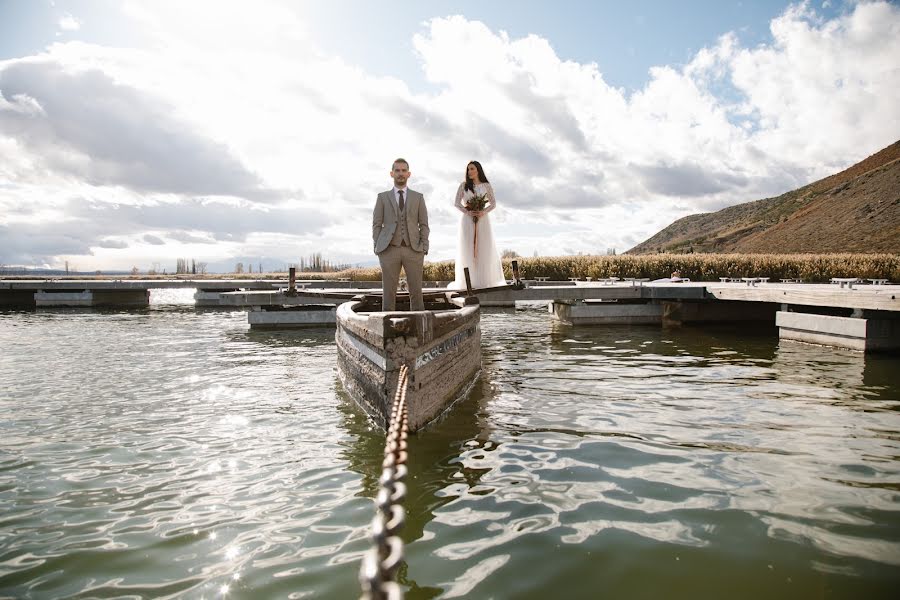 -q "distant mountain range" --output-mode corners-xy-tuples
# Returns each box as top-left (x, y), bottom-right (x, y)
(627, 140), (900, 254)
